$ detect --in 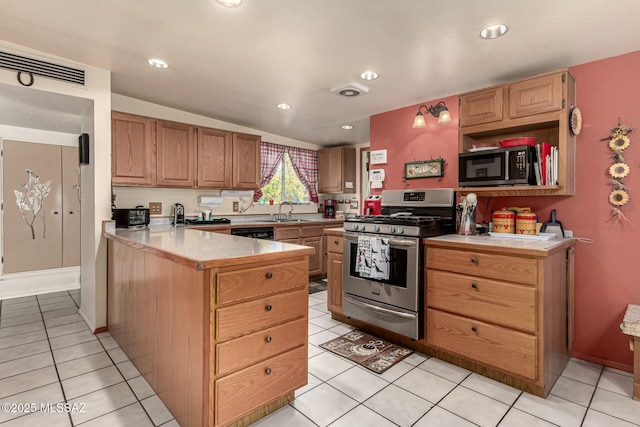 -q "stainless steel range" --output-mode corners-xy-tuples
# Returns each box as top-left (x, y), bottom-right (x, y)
(343, 188), (456, 339)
